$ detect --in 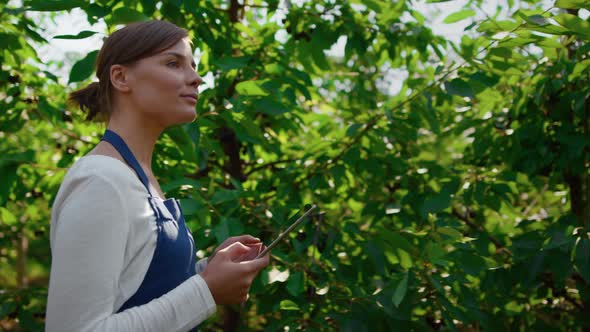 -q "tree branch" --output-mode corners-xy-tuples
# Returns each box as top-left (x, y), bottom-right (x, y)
(452, 206), (509, 254)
